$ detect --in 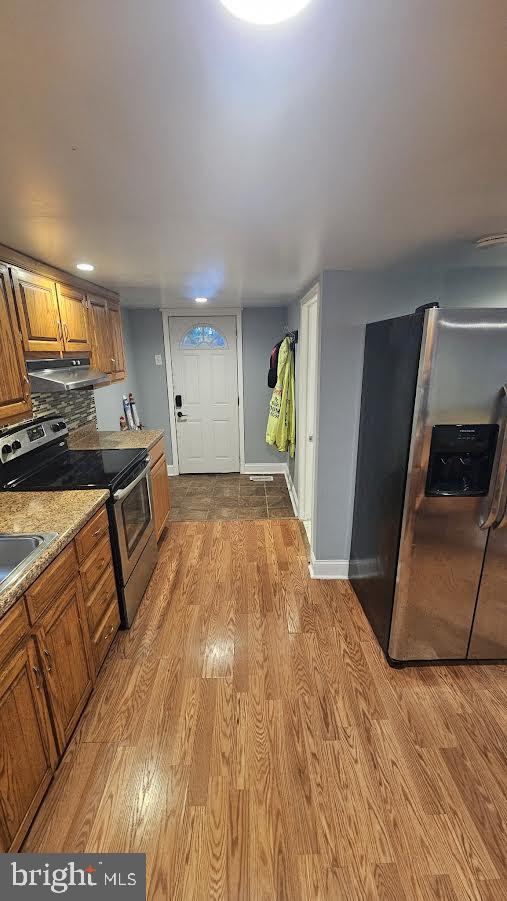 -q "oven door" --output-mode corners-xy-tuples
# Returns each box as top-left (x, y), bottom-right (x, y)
(113, 461), (154, 584)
